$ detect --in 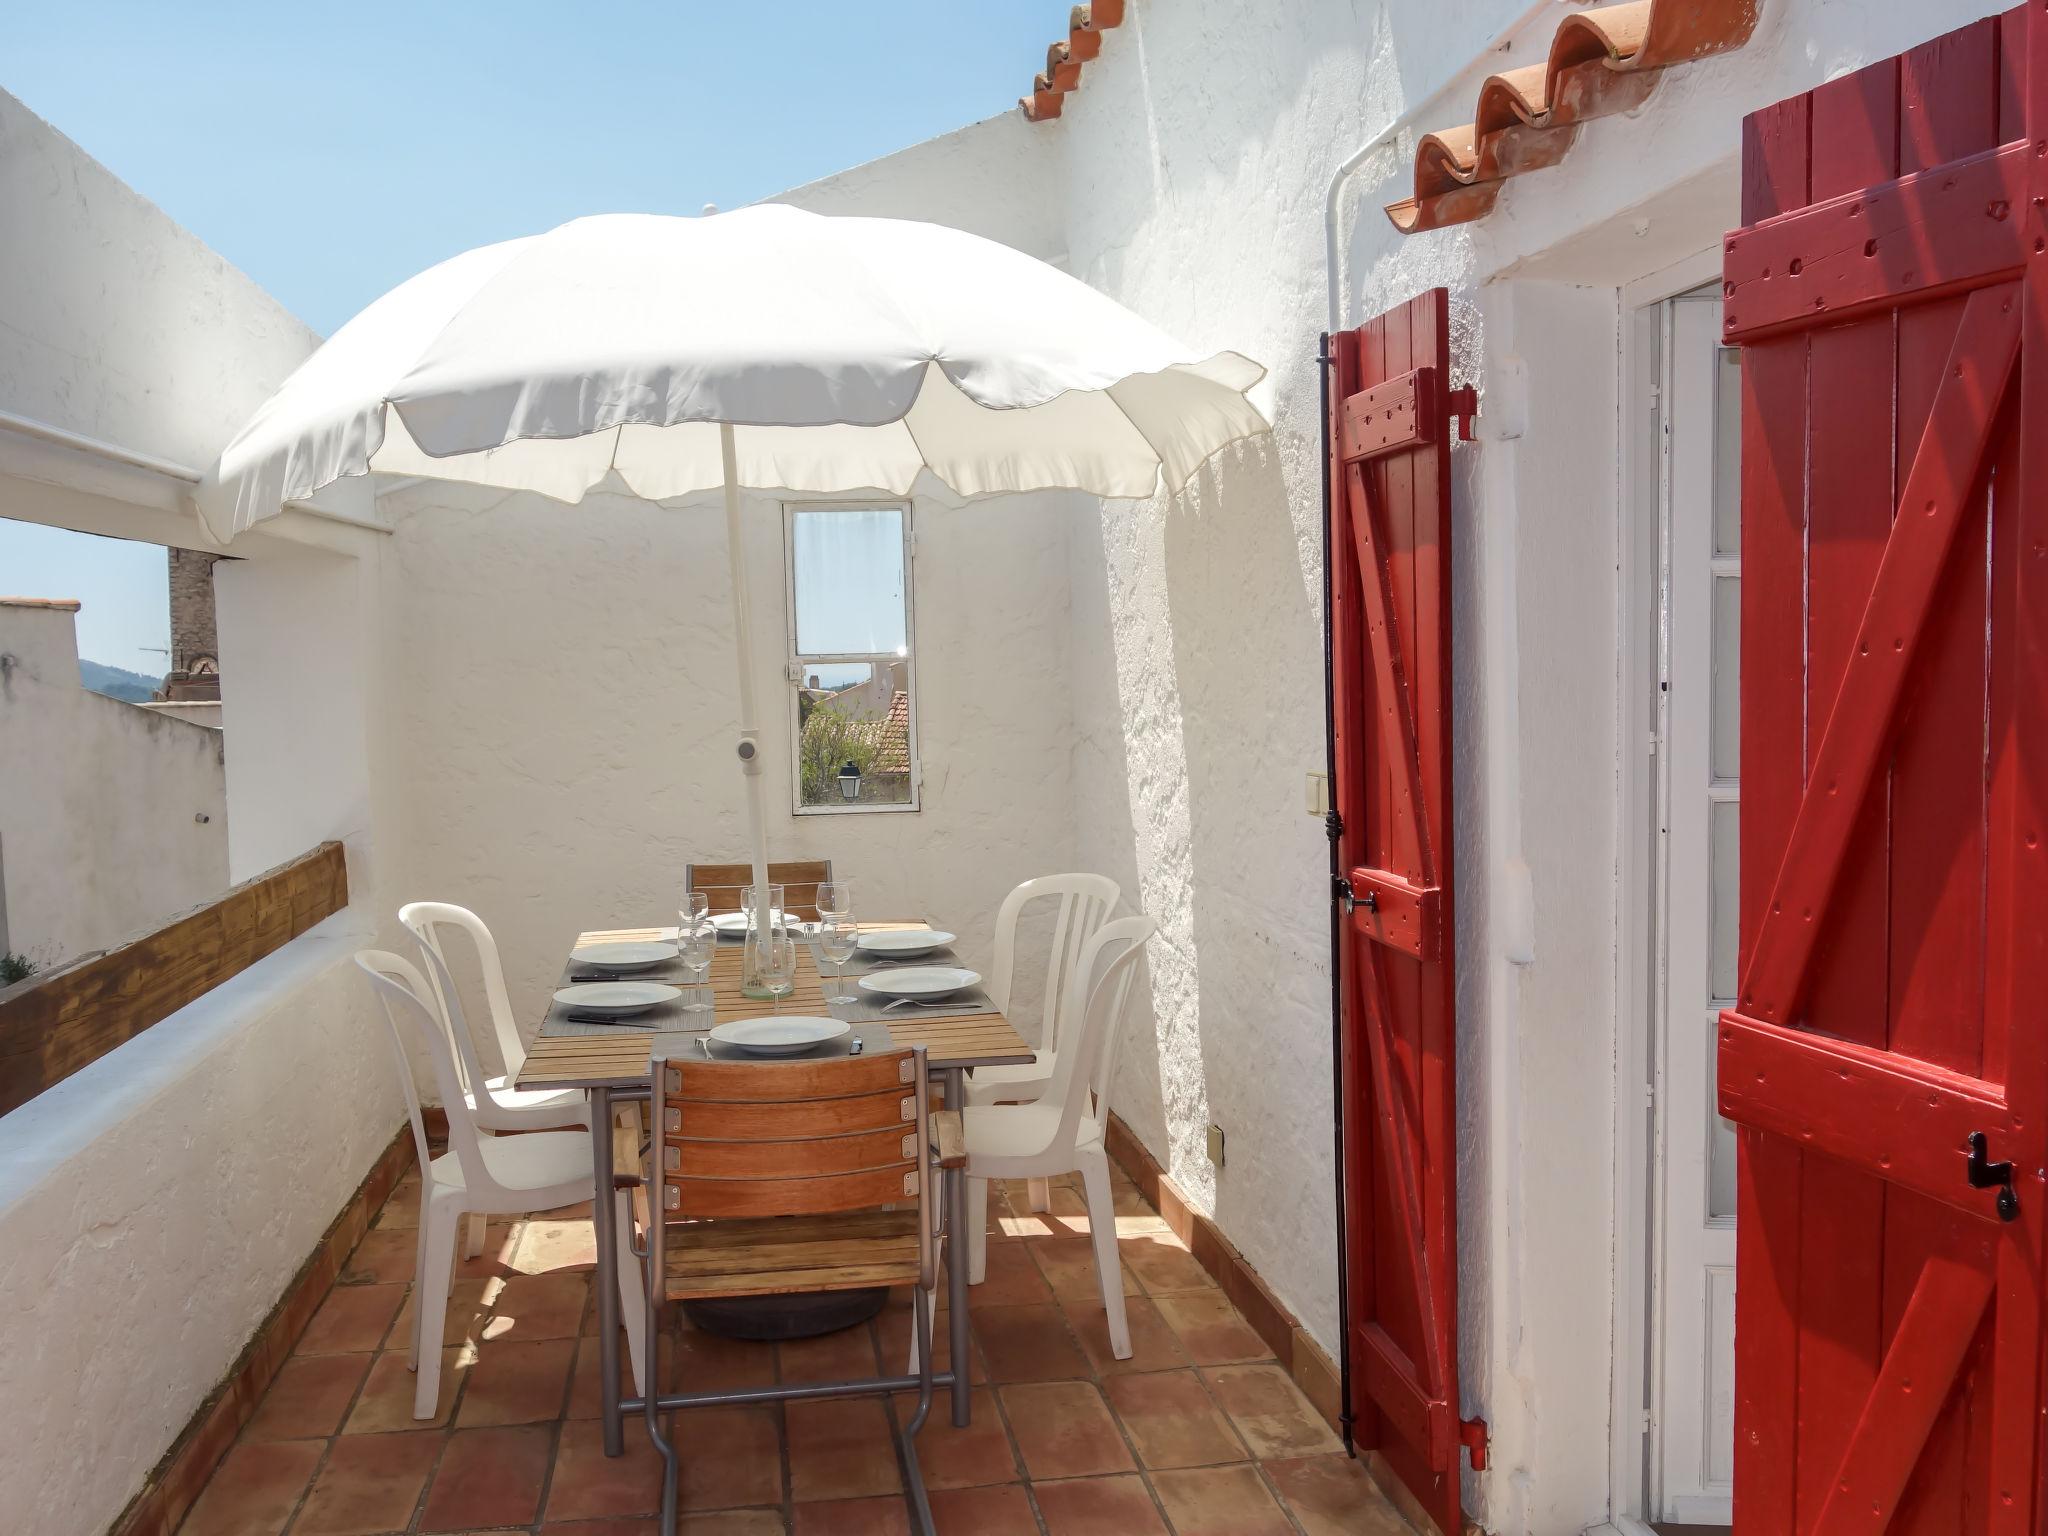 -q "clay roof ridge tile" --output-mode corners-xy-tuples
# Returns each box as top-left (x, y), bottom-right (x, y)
(1385, 0), (1763, 235)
